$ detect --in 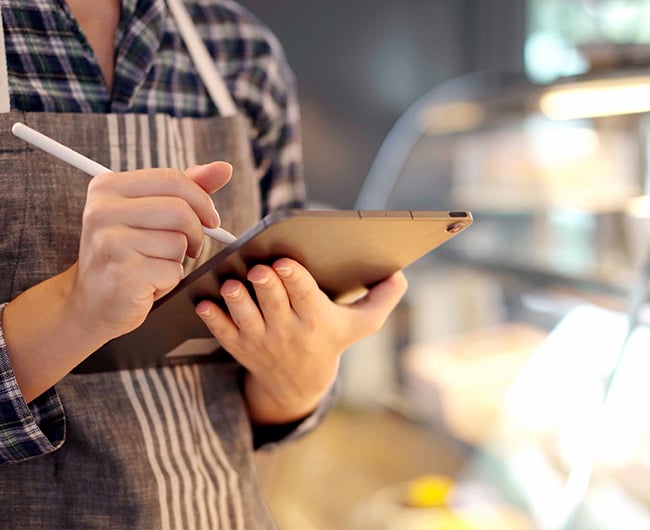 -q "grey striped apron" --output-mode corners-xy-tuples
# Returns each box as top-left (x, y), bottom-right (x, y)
(0, 3), (276, 529)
